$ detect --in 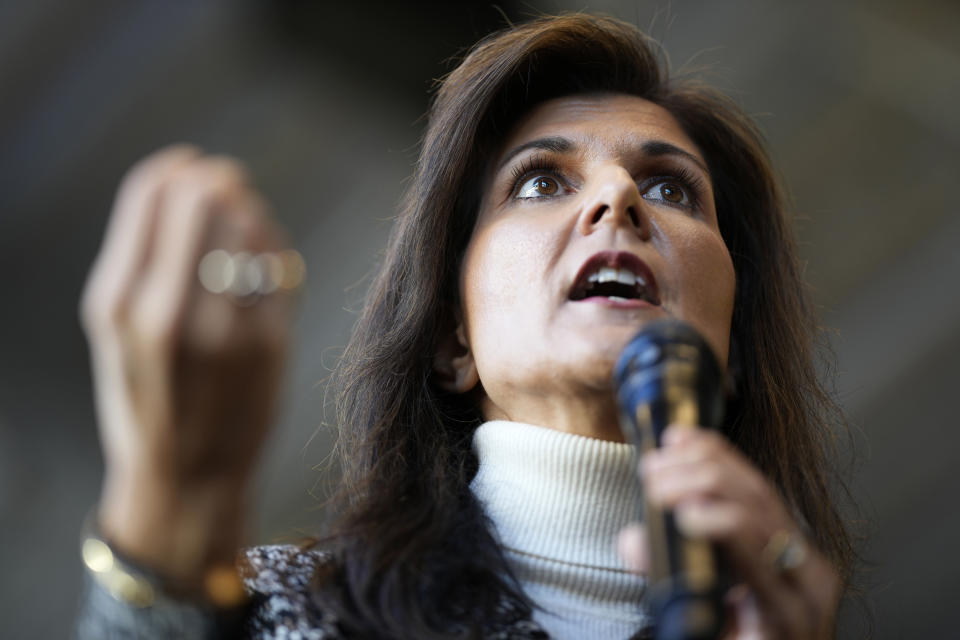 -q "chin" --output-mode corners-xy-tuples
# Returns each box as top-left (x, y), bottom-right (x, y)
(556, 333), (637, 389)
(575, 324), (647, 355)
